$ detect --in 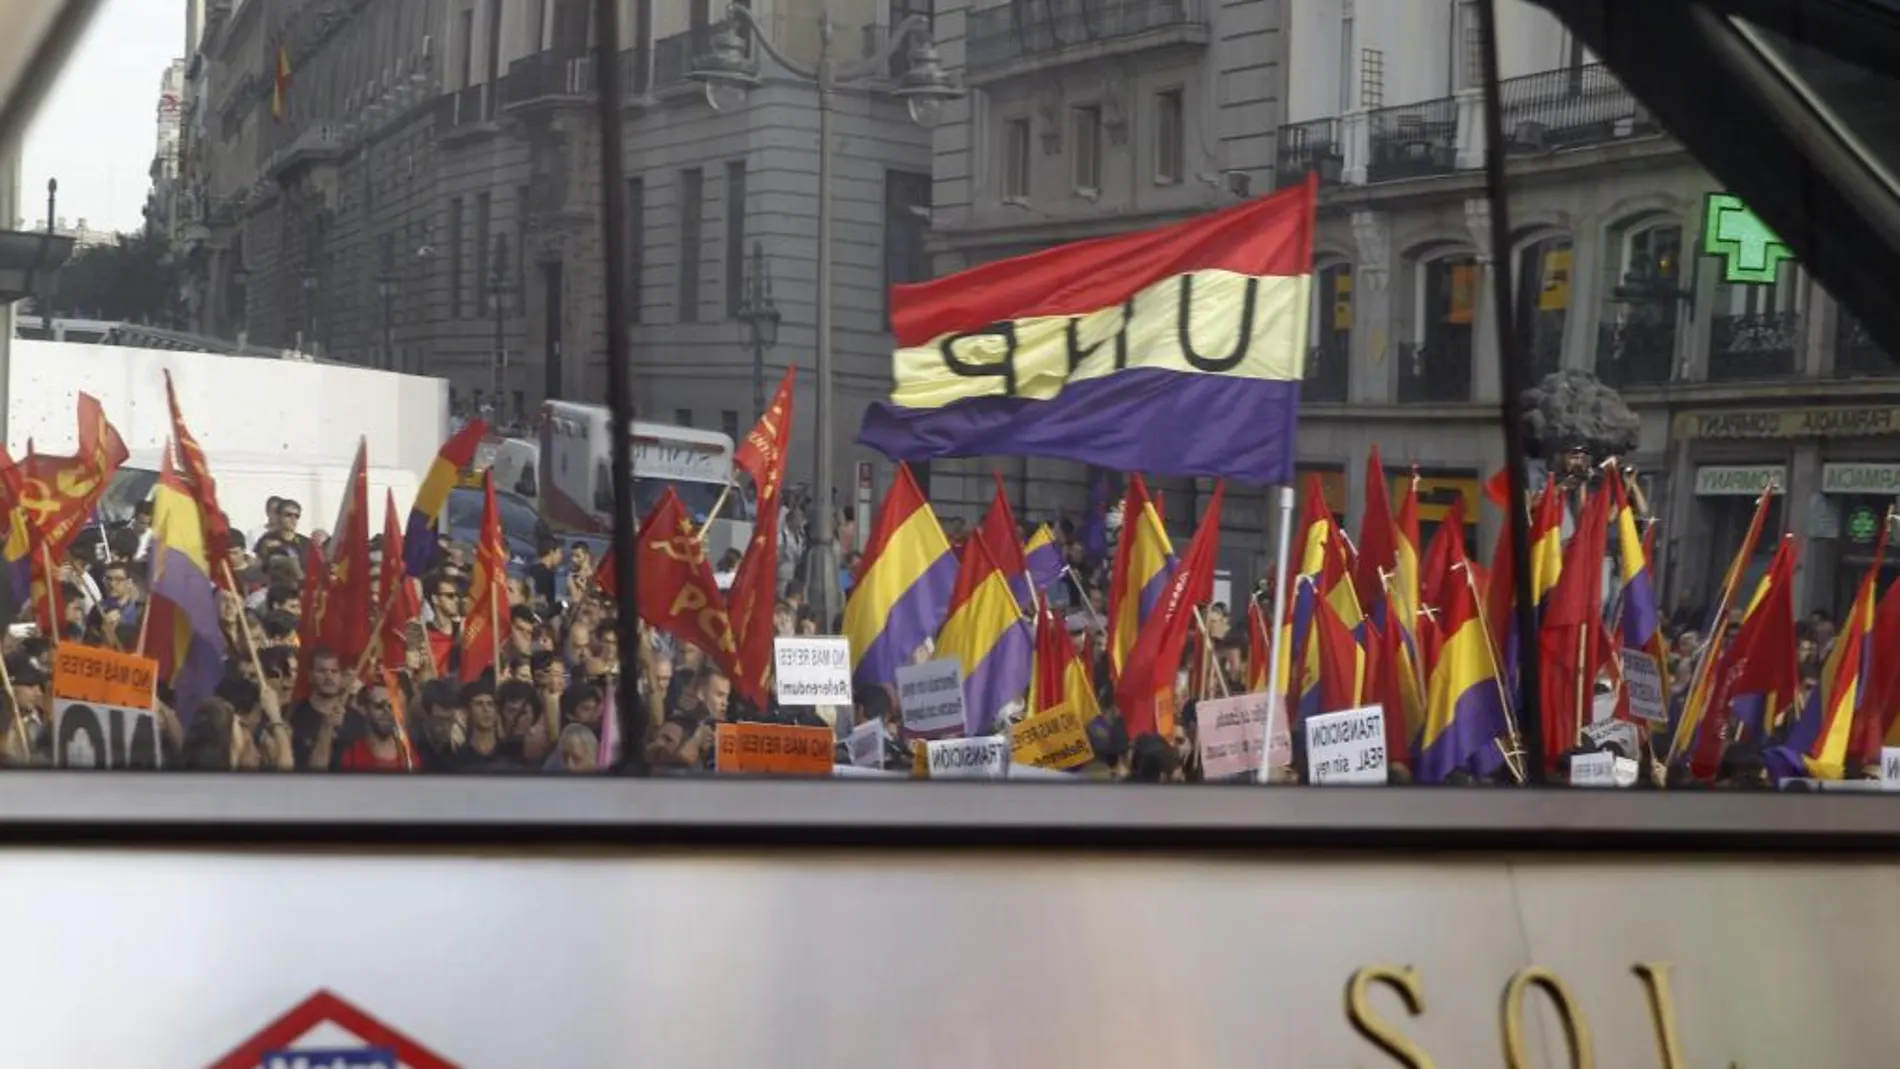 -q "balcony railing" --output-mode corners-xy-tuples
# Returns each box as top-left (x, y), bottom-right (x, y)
(1595, 318), (1676, 388)
(966, 0), (1207, 74)
(1302, 336), (1350, 403)
(1366, 97), (1458, 183)
(1494, 63), (1659, 152)
(652, 27), (712, 89)
(502, 50), (594, 110)
(1836, 312), (1898, 377)
(1708, 311), (1802, 381)
(1276, 117), (1344, 188)
(1396, 336), (1473, 403)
